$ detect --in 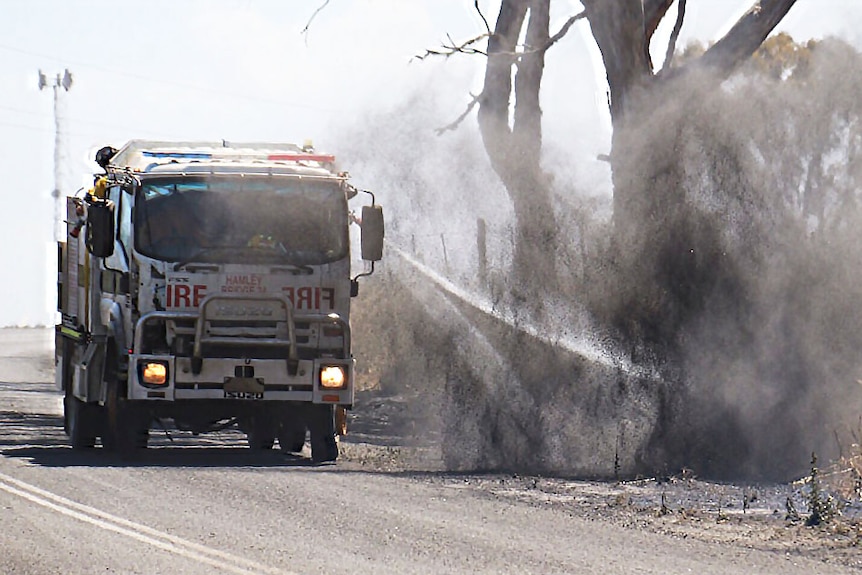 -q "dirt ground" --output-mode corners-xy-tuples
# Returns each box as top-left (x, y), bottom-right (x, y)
(342, 388), (862, 571)
(347, 276), (862, 570)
